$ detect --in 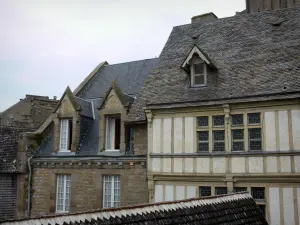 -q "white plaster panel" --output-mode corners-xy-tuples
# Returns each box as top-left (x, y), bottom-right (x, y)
(278, 111), (290, 151)
(173, 158), (183, 173)
(280, 156), (291, 172)
(165, 185), (174, 201)
(184, 158), (194, 173)
(294, 156), (300, 173)
(265, 111), (276, 151)
(162, 158), (171, 173)
(269, 187), (280, 225)
(152, 158), (161, 172)
(292, 110), (300, 150)
(163, 118), (172, 153)
(154, 185), (163, 203)
(283, 188), (295, 225)
(213, 157), (226, 173)
(248, 157), (263, 173)
(267, 156), (278, 173)
(297, 188), (300, 223)
(186, 186), (196, 199)
(176, 186), (185, 200)
(231, 157), (245, 173)
(184, 117), (194, 153)
(196, 158), (210, 173)
(153, 119), (161, 153)
(174, 118), (183, 153)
